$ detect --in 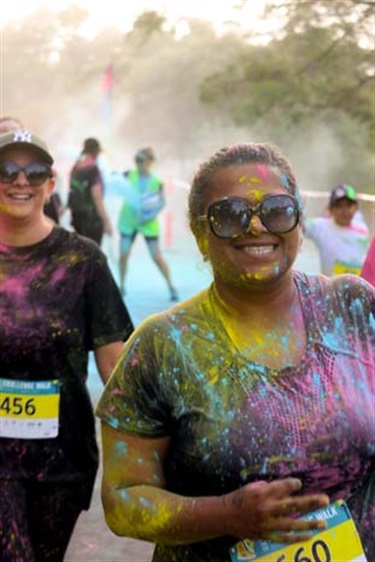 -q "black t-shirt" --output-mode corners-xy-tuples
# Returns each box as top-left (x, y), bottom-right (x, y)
(44, 192), (62, 223)
(68, 162), (102, 226)
(0, 227), (133, 506)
